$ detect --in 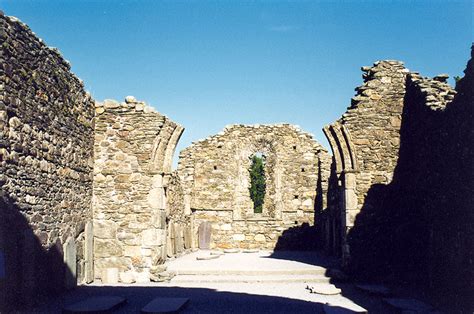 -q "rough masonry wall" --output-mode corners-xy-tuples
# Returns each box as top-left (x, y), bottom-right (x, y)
(178, 124), (330, 250)
(322, 60), (408, 259)
(323, 47), (473, 312)
(0, 13), (94, 311)
(93, 97), (184, 284)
